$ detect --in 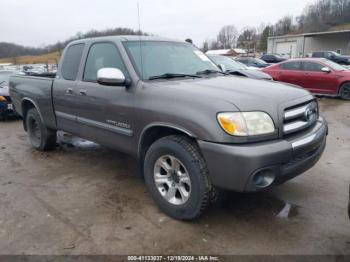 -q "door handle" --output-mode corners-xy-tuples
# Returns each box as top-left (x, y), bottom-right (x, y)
(65, 88), (74, 95)
(79, 89), (87, 96)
